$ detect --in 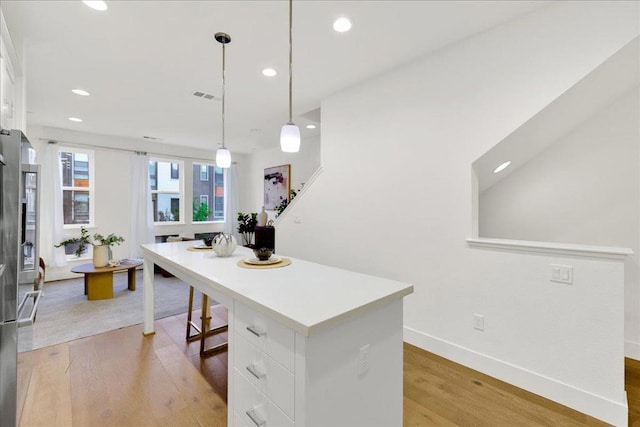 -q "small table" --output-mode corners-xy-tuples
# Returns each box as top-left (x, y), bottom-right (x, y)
(71, 258), (143, 300)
